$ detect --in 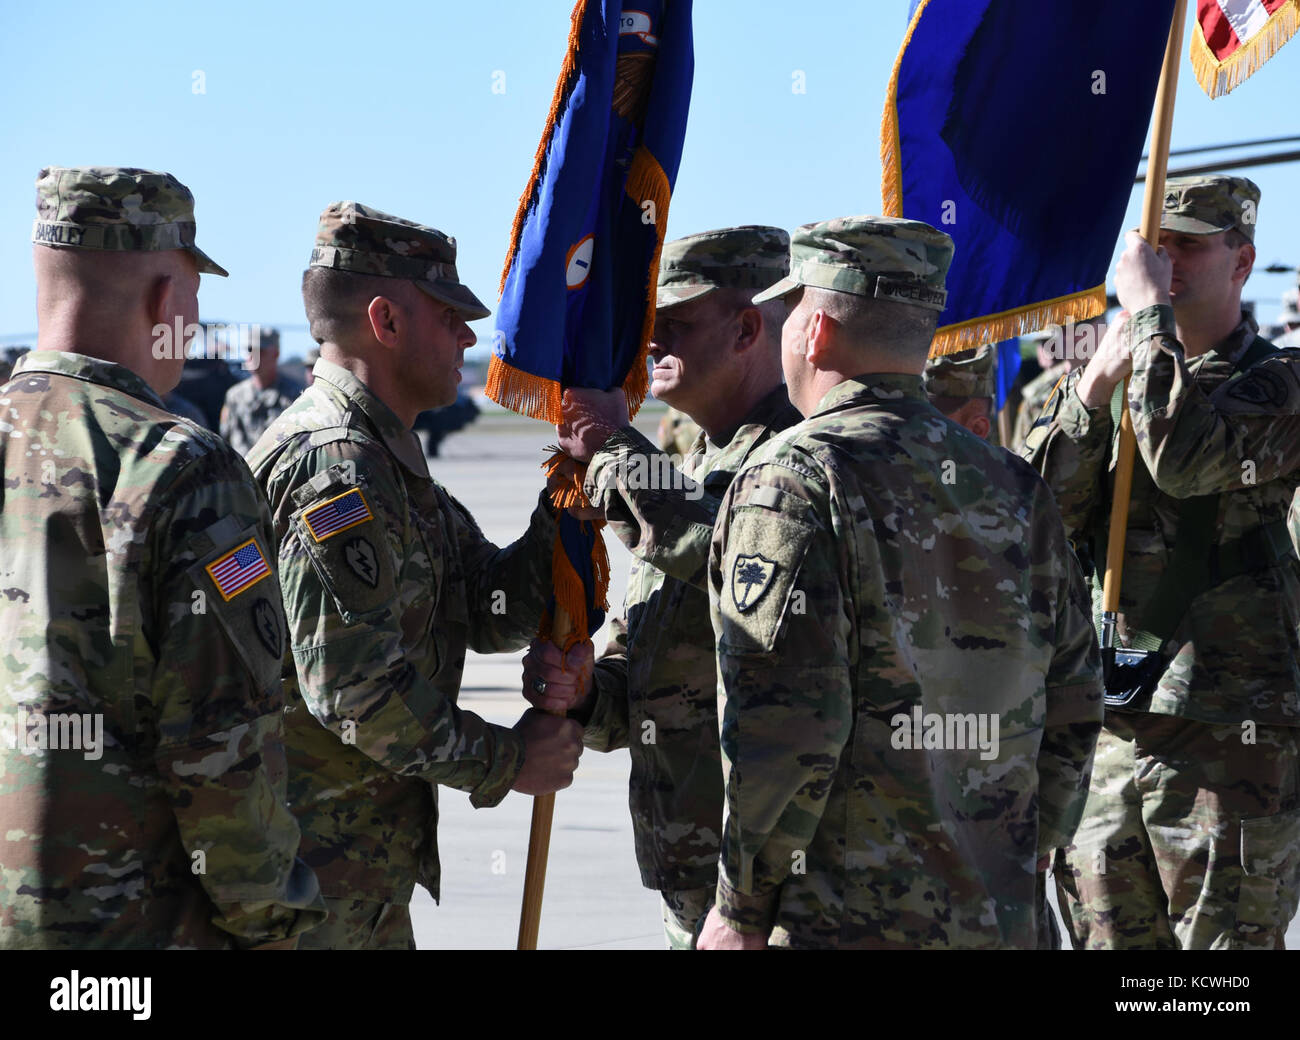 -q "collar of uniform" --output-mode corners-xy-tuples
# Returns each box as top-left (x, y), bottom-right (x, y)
(708, 383), (794, 451)
(1185, 310), (1260, 376)
(309, 357), (430, 477)
(810, 372), (926, 418)
(1217, 311), (1261, 364)
(11, 350), (166, 409)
